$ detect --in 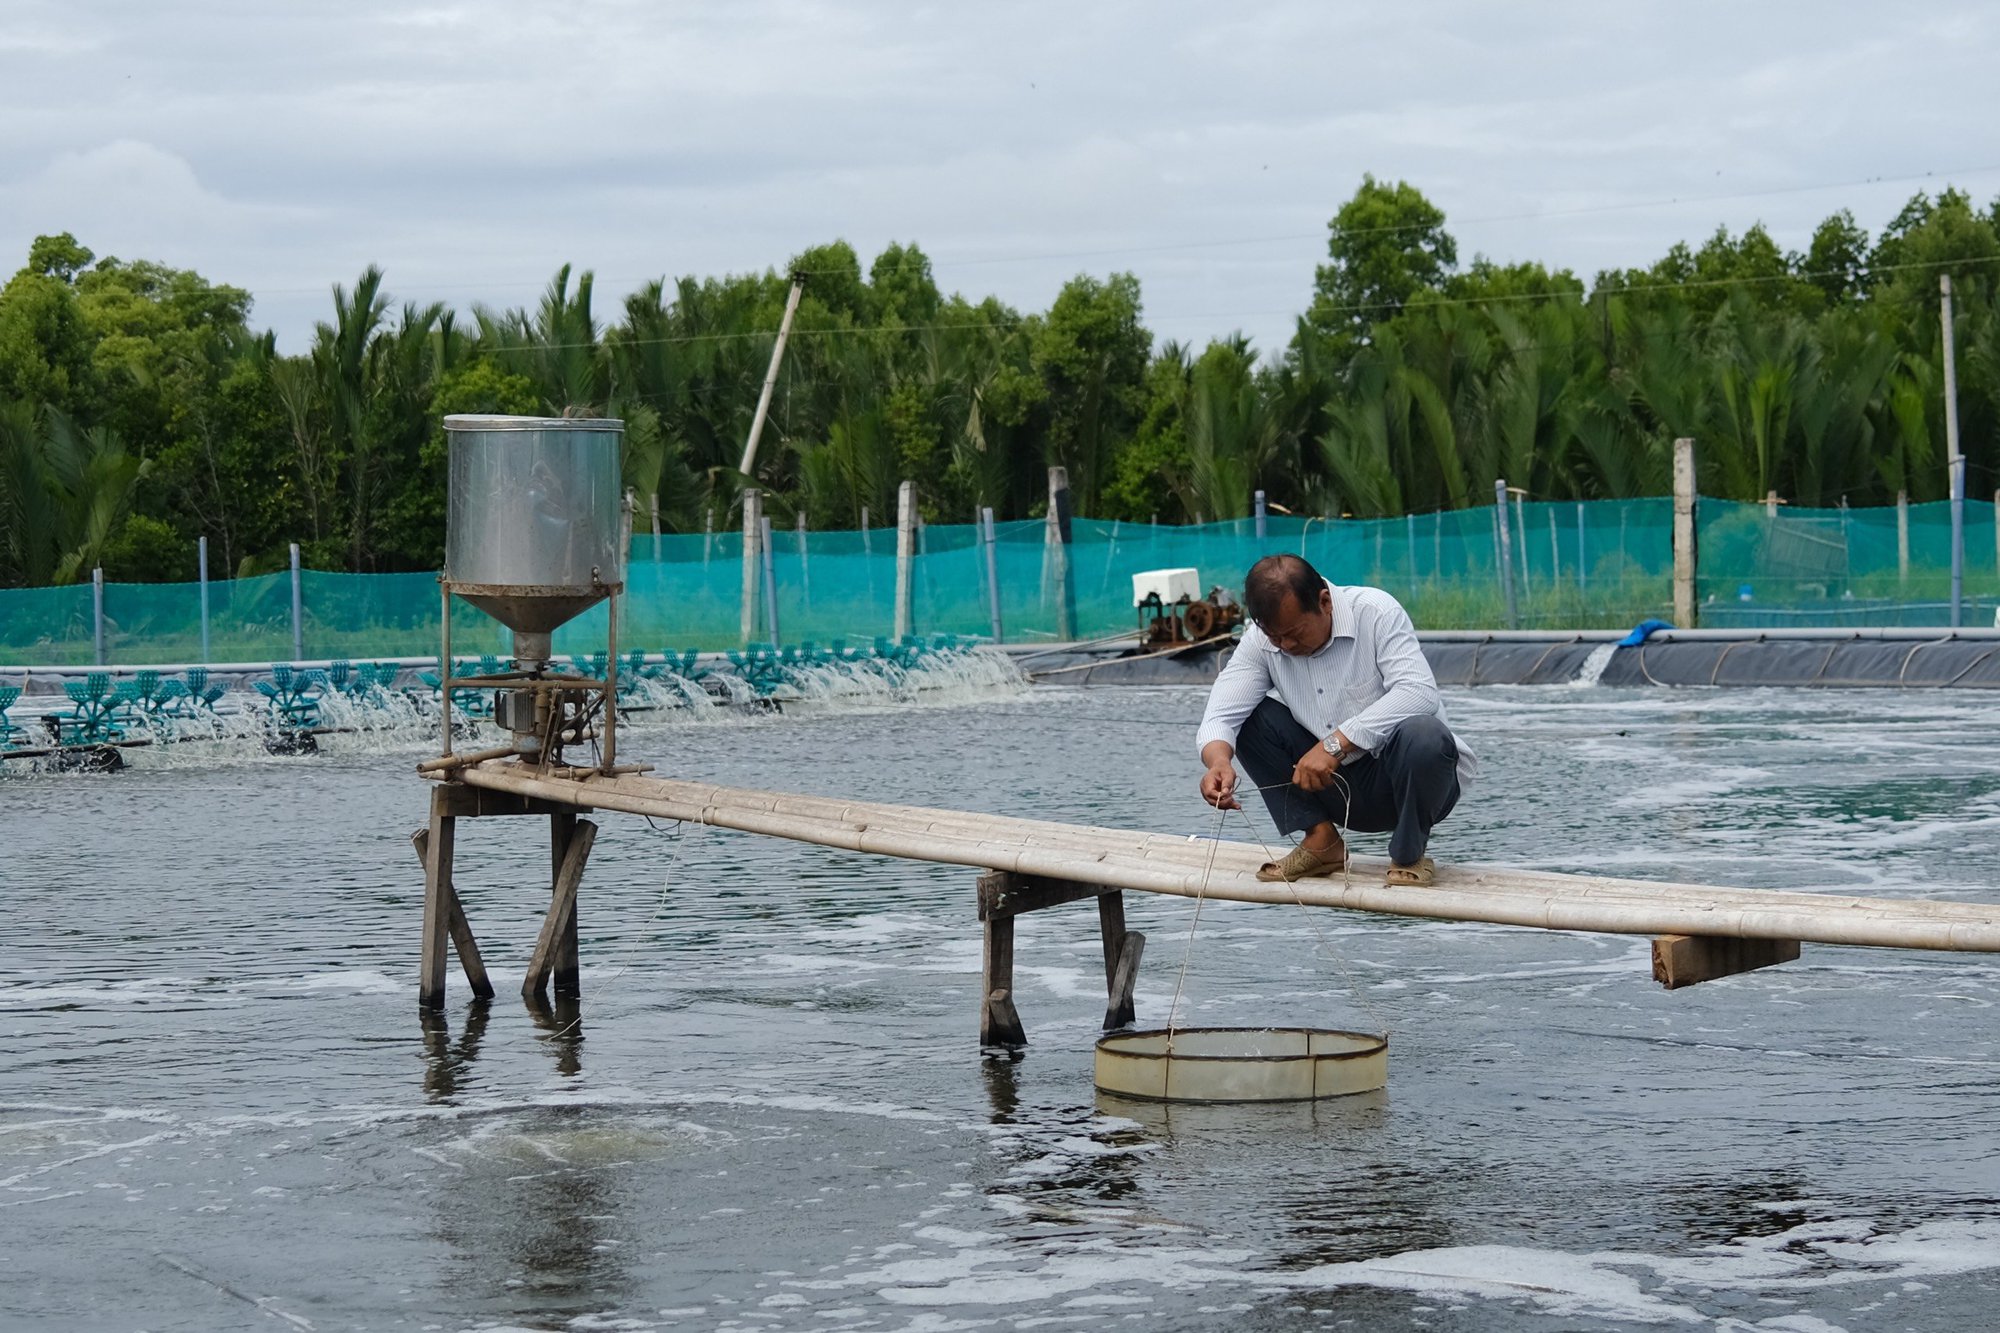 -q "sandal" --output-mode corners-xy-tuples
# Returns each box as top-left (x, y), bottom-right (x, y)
(1255, 842), (1348, 883)
(1384, 856), (1436, 887)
